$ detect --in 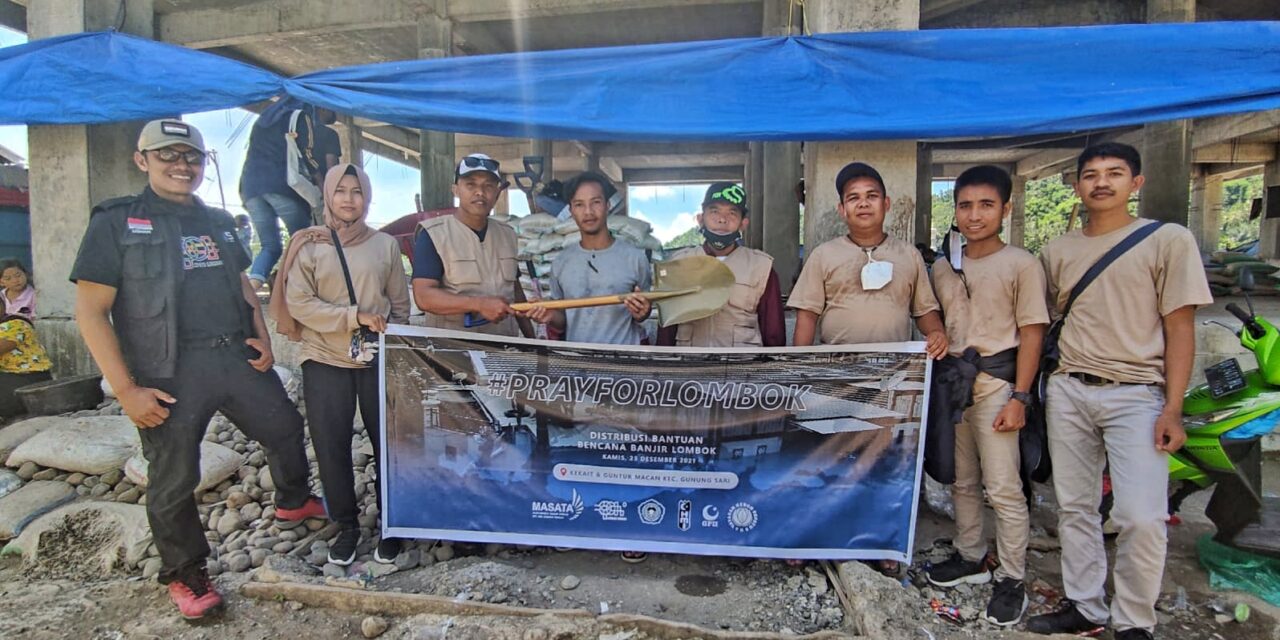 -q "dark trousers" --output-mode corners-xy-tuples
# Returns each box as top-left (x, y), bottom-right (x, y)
(302, 360), (382, 529)
(138, 344), (310, 583)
